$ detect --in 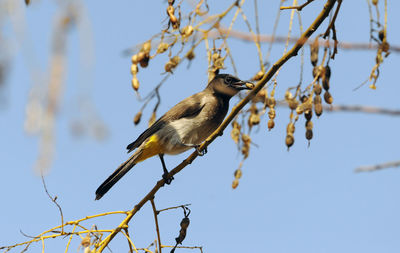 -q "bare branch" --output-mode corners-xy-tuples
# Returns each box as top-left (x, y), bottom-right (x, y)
(355, 160), (400, 172)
